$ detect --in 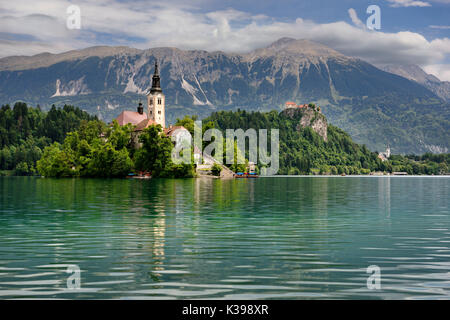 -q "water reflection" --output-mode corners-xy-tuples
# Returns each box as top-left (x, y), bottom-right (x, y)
(378, 177), (391, 218)
(0, 176), (449, 299)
